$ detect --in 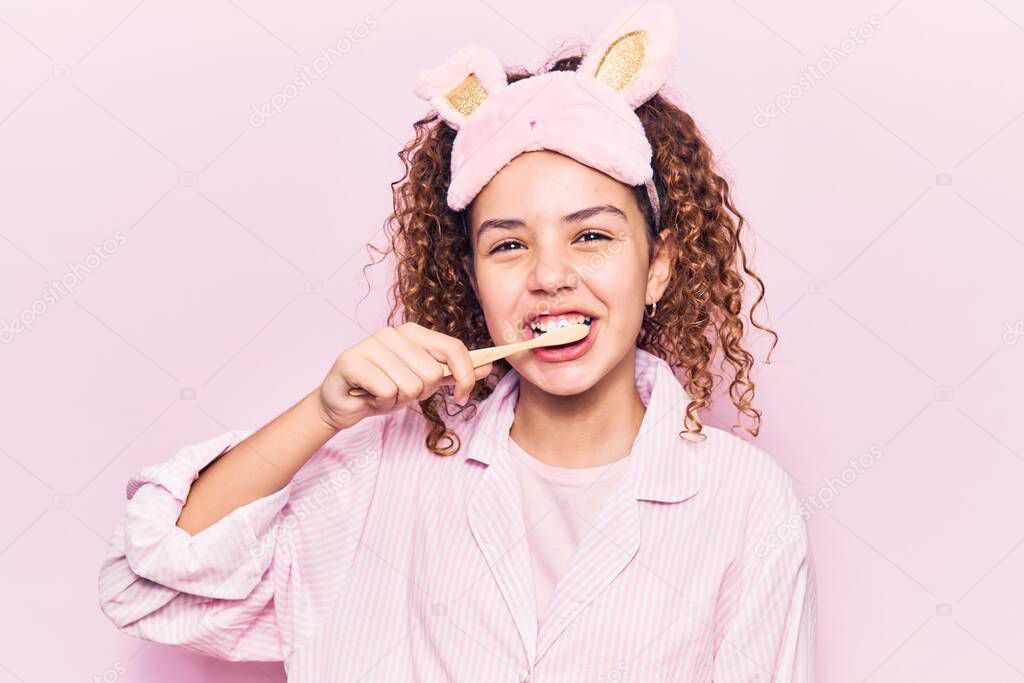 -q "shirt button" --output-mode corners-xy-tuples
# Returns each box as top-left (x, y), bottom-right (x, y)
(518, 670), (530, 682)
